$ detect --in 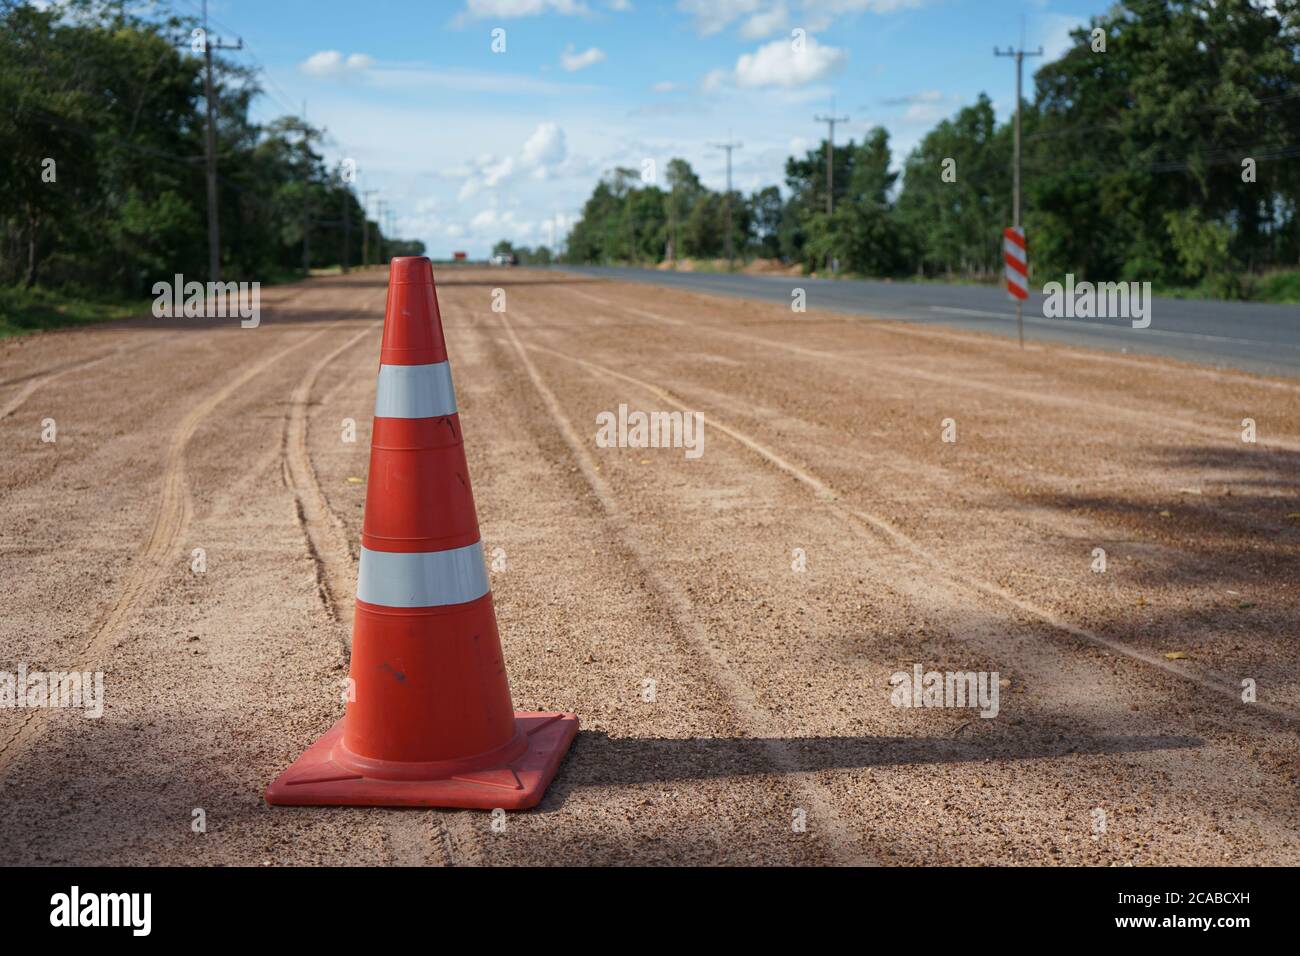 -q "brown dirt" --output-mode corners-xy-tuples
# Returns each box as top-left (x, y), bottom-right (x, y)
(1, 266), (1296, 865)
